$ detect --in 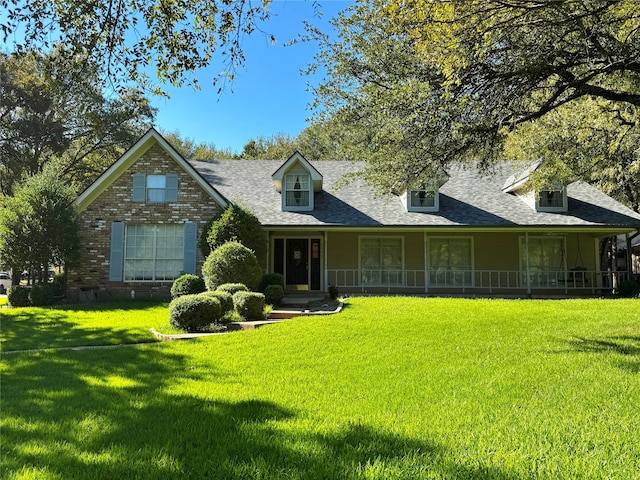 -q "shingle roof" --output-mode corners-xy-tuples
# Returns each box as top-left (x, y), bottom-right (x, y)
(189, 159), (640, 229)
